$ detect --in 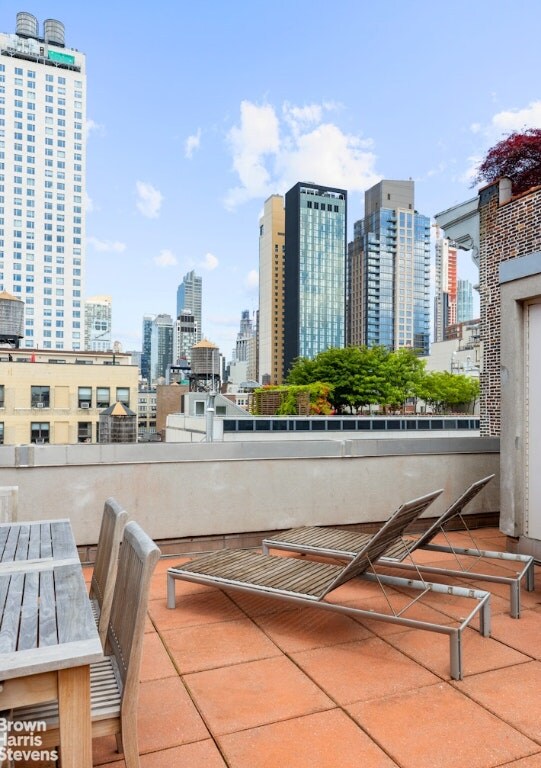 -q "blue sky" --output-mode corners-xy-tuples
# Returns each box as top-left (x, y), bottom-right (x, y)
(2, 1), (541, 358)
